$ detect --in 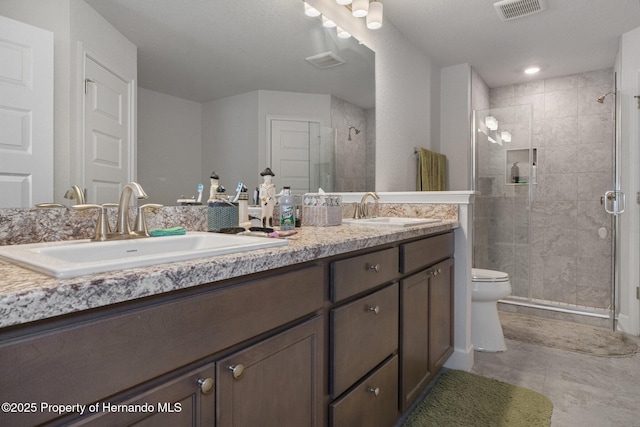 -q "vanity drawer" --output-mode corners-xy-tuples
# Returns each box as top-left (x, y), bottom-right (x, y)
(330, 283), (399, 398)
(400, 232), (454, 274)
(330, 355), (399, 427)
(330, 247), (399, 302)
